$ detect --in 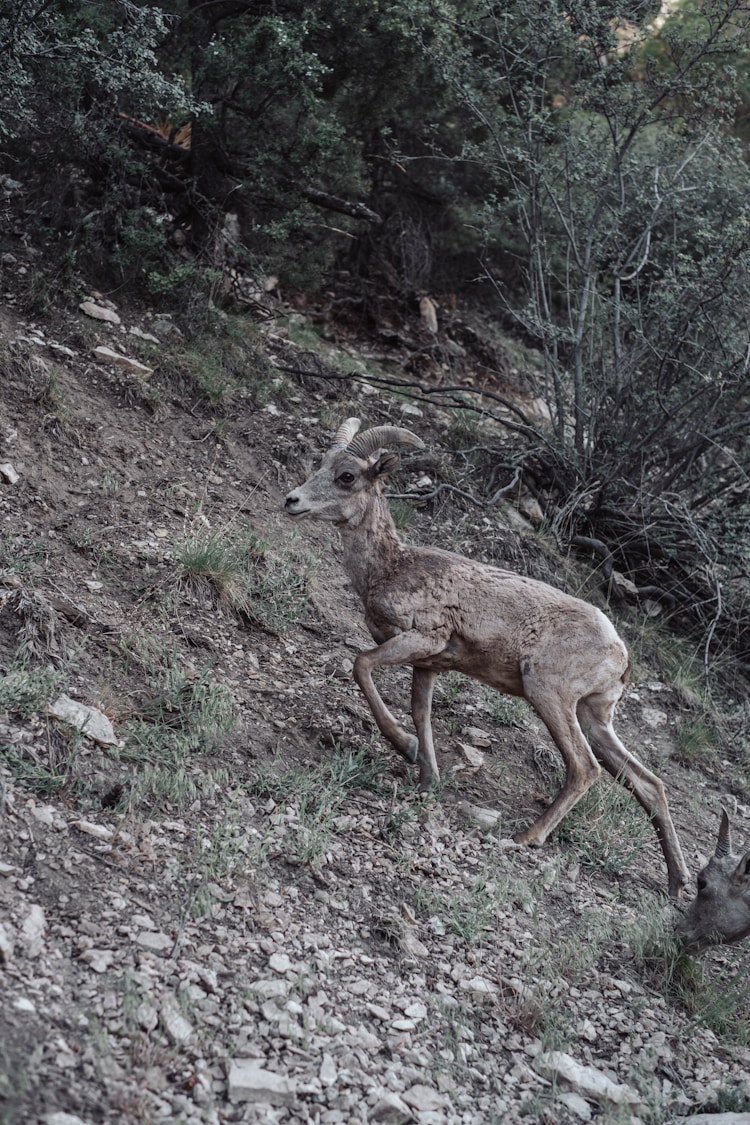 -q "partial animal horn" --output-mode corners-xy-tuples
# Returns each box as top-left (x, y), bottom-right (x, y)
(347, 425), (425, 460)
(715, 808), (732, 858)
(331, 418), (361, 448)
